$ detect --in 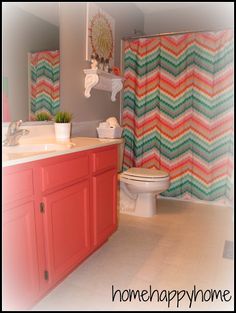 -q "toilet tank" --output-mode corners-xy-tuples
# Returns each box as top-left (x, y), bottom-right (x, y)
(117, 138), (125, 173)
